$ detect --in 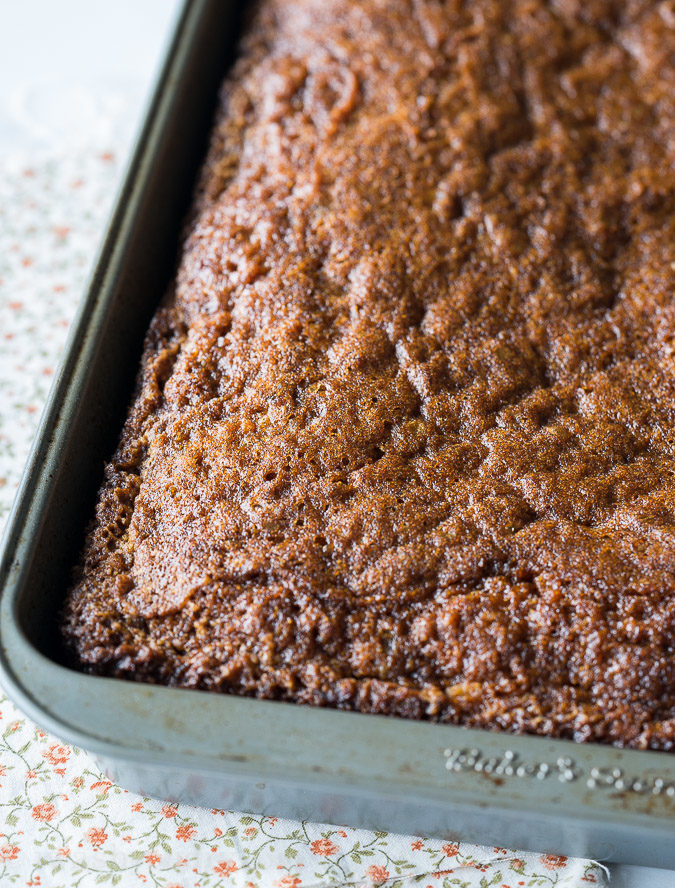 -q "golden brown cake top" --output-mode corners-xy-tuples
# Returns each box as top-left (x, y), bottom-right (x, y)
(64, 0), (675, 749)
